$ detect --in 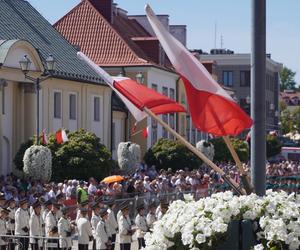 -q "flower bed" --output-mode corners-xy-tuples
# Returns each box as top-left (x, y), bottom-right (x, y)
(144, 191), (300, 250)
